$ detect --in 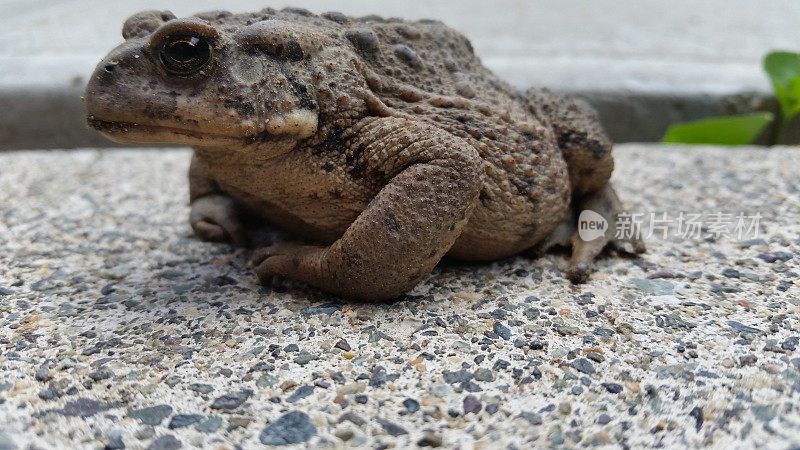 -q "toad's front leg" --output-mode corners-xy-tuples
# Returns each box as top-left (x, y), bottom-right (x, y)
(254, 117), (483, 300)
